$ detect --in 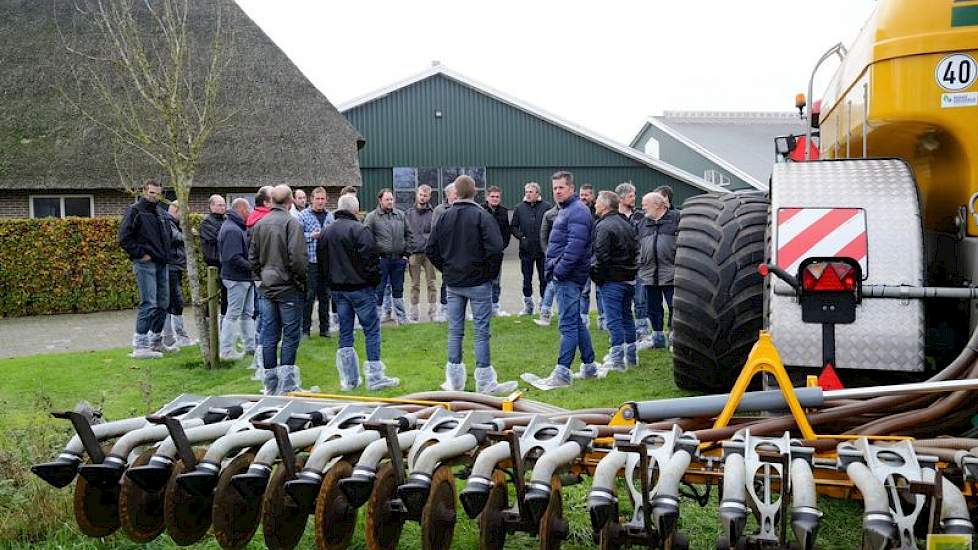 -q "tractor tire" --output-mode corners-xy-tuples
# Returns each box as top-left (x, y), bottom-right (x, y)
(671, 191), (769, 392)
